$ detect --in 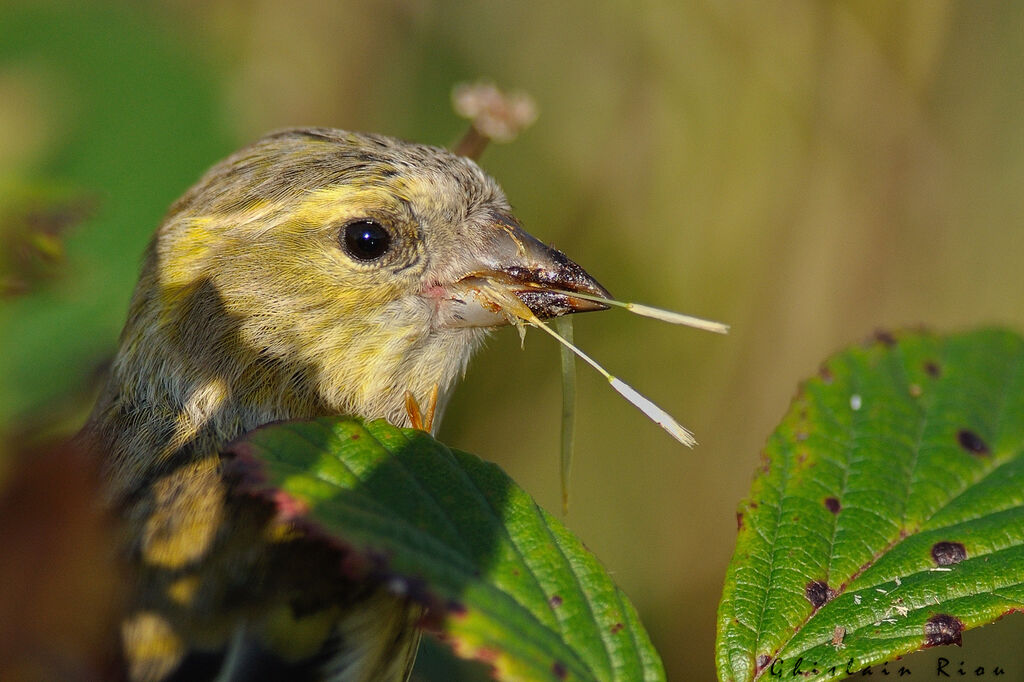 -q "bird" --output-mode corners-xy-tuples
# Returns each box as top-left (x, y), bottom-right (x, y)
(79, 127), (610, 681)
